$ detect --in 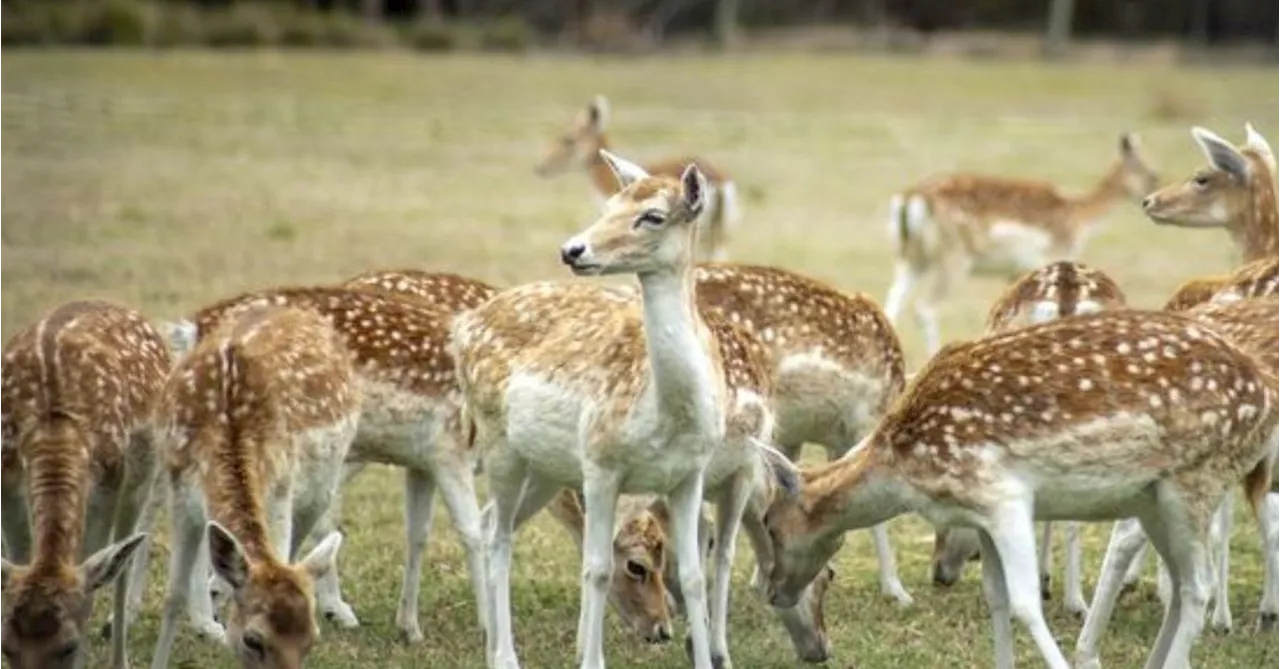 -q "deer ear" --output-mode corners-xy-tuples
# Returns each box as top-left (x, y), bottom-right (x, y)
(753, 438), (801, 497)
(680, 163), (708, 218)
(161, 319), (198, 358)
(300, 531), (343, 581)
(207, 522), (250, 590)
(588, 95), (609, 131)
(1192, 126), (1250, 181)
(1245, 123), (1275, 168)
(599, 150), (649, 189)
(80, 533), (148, 593)
(1119, 132), (1139, 155)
